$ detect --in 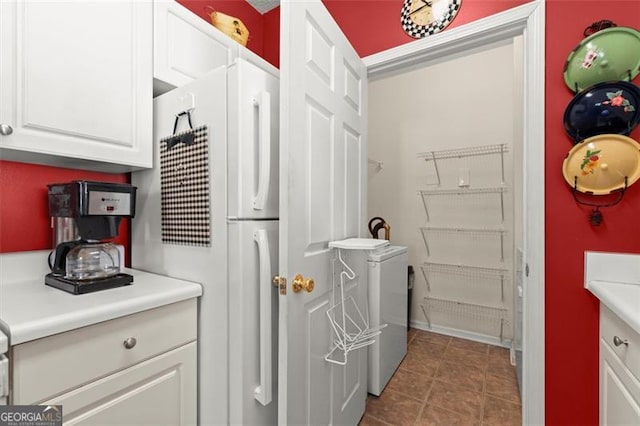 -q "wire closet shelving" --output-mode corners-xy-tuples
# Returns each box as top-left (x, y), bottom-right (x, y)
(416, 143), (512, 342)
